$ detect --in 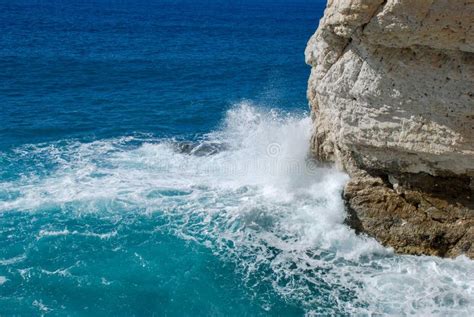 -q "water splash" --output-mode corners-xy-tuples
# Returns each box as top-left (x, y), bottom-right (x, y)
(0, 102), (473, 315)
